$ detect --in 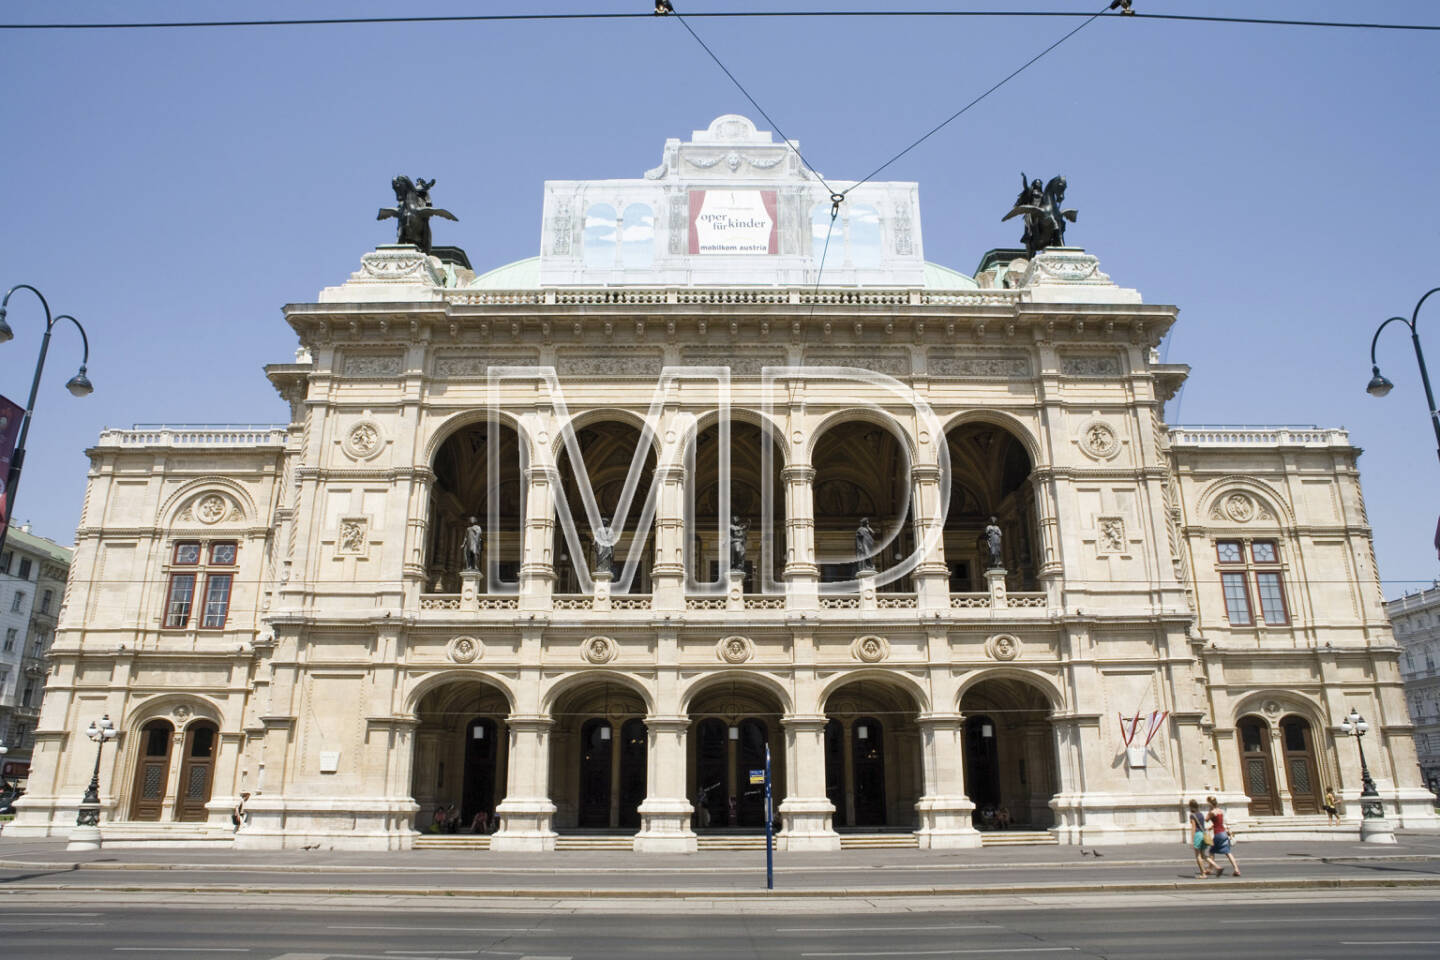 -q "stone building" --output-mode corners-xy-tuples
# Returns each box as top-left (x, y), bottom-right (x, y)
(0, 524), (72, 782)
(1388, 583), (1440, 796)
(8, 116), (1437, 849)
